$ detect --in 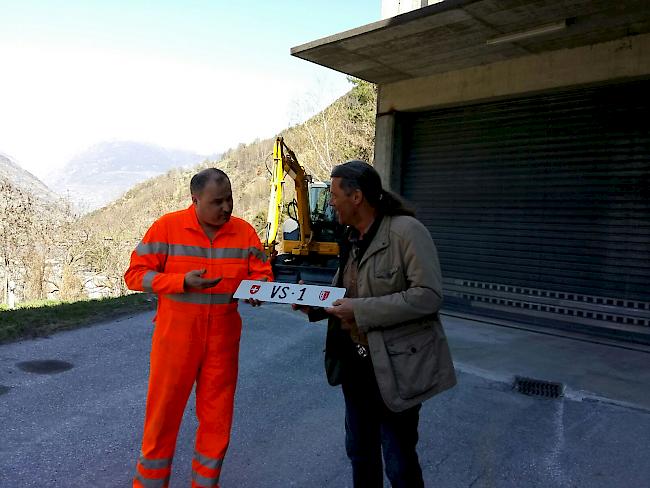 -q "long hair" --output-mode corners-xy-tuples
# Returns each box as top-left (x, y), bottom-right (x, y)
(330, 160), (415, 217)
